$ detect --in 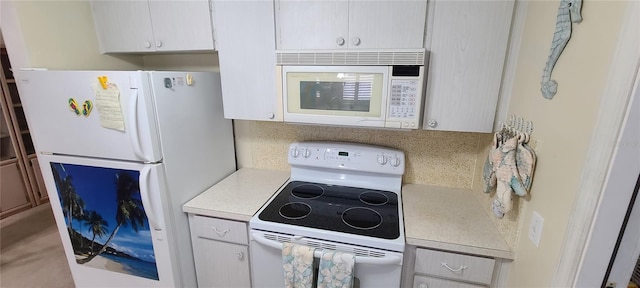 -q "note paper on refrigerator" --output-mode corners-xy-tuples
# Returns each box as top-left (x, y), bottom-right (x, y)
(92, 82), (125, 131)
